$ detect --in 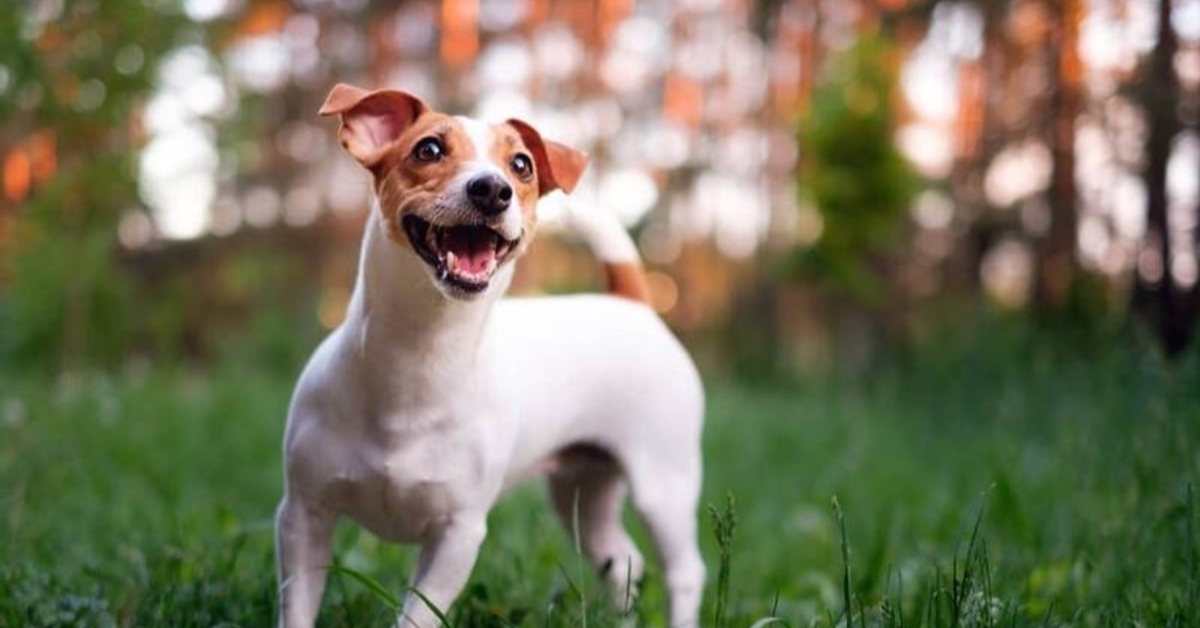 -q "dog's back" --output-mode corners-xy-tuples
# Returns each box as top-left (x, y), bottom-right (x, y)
(487, 293), (703, 472)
